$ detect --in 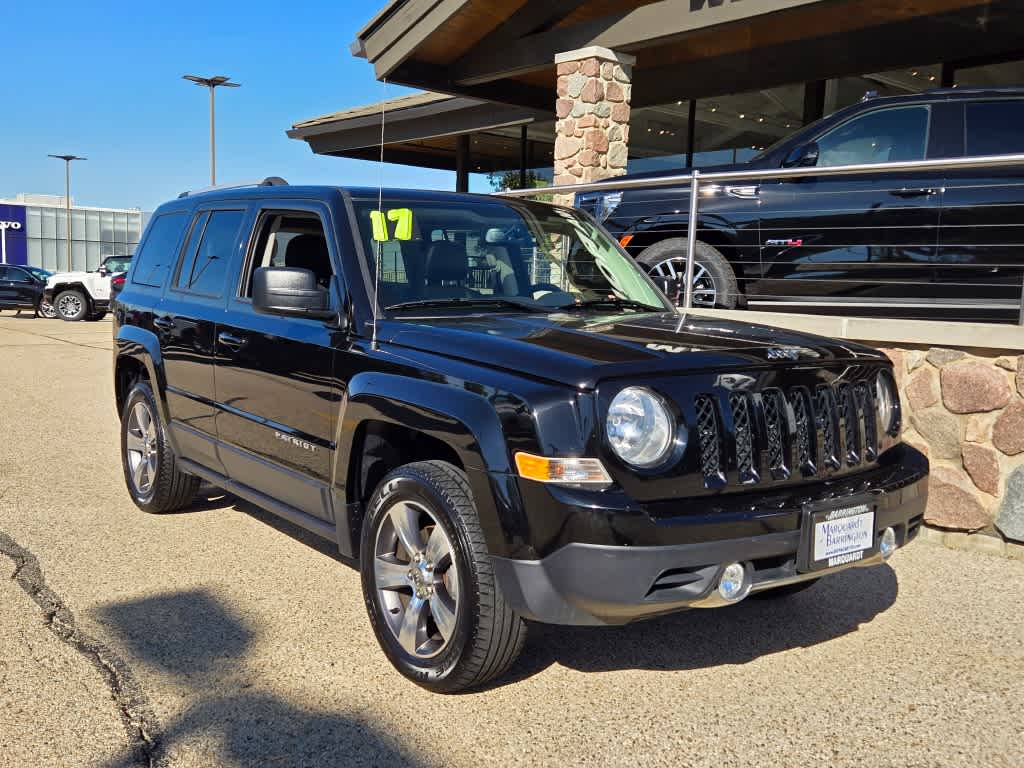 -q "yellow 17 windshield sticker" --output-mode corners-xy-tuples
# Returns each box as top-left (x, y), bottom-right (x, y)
(370, 208), (413, 241)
